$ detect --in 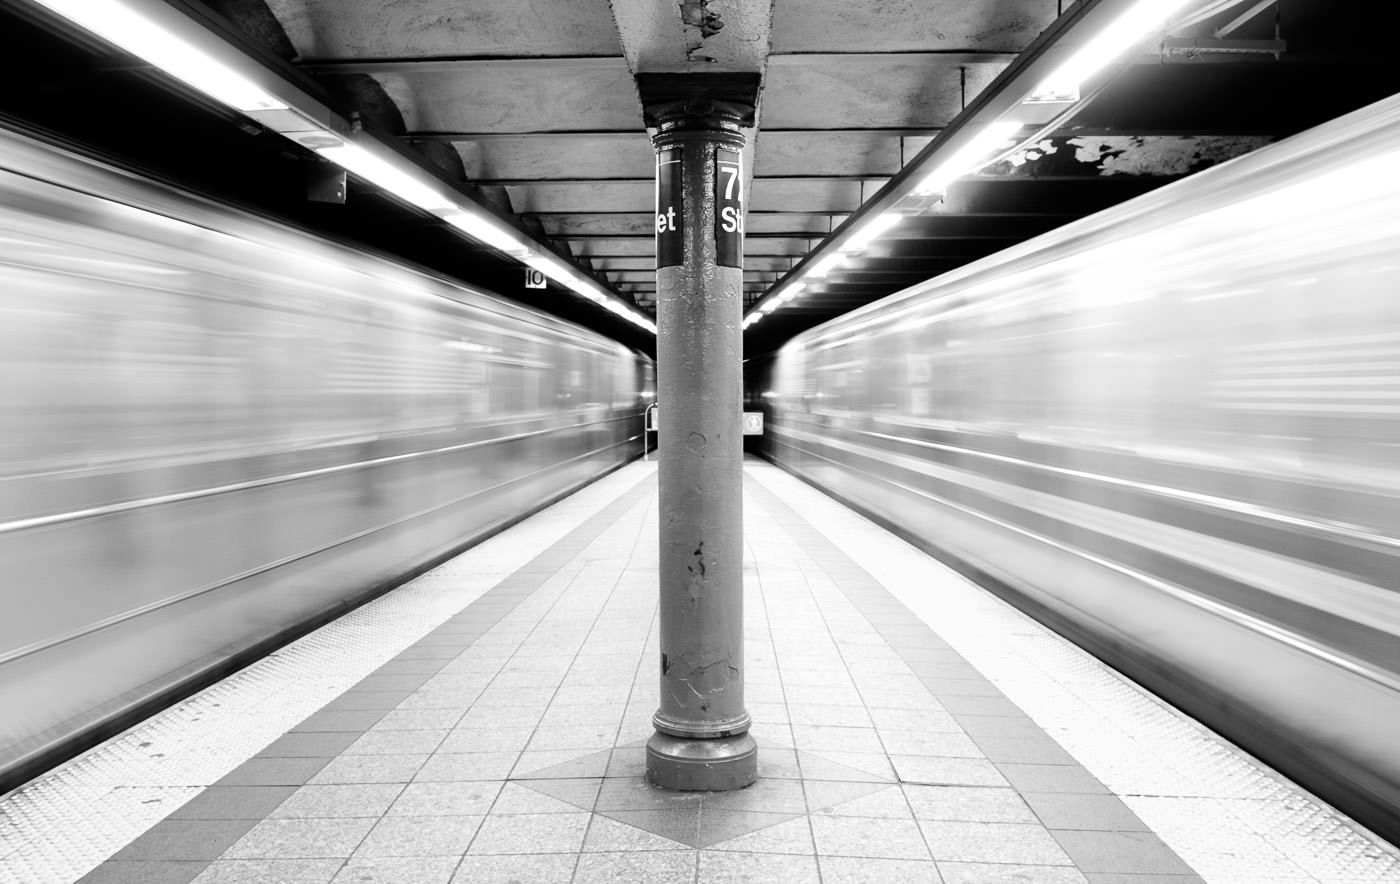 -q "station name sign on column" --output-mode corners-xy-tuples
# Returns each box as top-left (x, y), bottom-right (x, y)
(656, 148), (683, 268)
(715, 148), (743, 268)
